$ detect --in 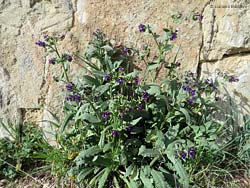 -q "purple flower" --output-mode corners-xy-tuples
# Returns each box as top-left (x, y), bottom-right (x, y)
(180, 152), (187, 159)
(102, 111), (110, 119)
(189, 90), (196, 96)
(66, 95), (73, 102)
(188, 147), (196, 159)
(175, 61), (181, 67)
(62, 54), (73, 62)
(187, 71), (194, 77)
(138, 24), (146, 32)
(60, 34), (65, 40)
(44, 34), (49, 41)
(119, 67), (125, 72)
(142, 91), (150, 101)
(104, 75), (110, 82)
(48, 58), (56, 65)
(65, 94), (80, 102)
(134, 76), (139, 85)
(126, 106), (132, 112)
(205, 79), (211, 85)
(73, 95), (81, 102)
(103, 73), (113, 82)
(35, 40), (46, 47)
(170, 30), (178, 41)
(187, 97), (195, 104)
(123, 48), (129, 54)
(93, 29), (101, 36)
(118, 78), (123, 85)
(66, 82), (74, 91)
(111, 130), (119, 137)
(229, 76), (239, 83)
(138, 103), (143, 110)
(183, 85), (191, 91)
